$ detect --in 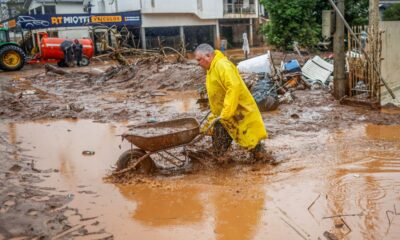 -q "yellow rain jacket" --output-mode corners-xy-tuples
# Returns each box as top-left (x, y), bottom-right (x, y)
(204, 50), (267, 150)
